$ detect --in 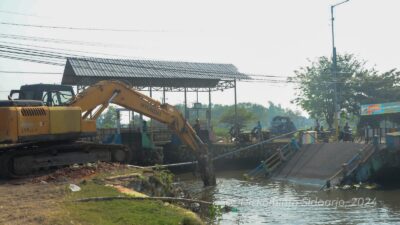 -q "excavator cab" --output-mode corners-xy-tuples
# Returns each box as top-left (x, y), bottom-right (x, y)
(9, 84), (75, 106)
